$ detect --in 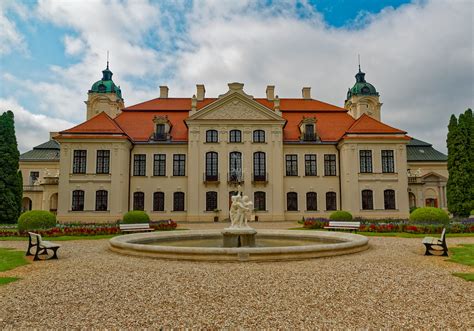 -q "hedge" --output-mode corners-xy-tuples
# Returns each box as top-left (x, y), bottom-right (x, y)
(329, 211), (353, 222)
(18, 210), (56, 232)
(122, 211), (150, 224)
